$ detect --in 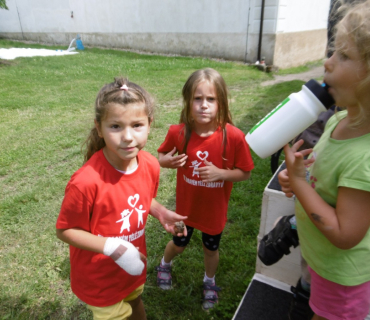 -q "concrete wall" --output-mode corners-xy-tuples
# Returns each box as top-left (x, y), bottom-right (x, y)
(0, 0), (331, 68)
(273, 29), (327, 68)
